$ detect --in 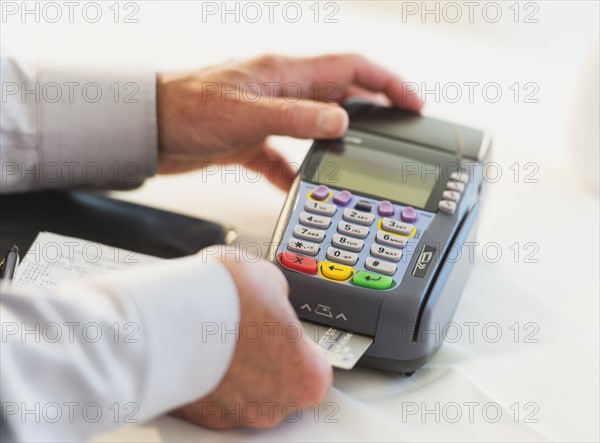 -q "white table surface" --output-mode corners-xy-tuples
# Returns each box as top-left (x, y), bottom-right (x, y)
(5, 1), (598, 441)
